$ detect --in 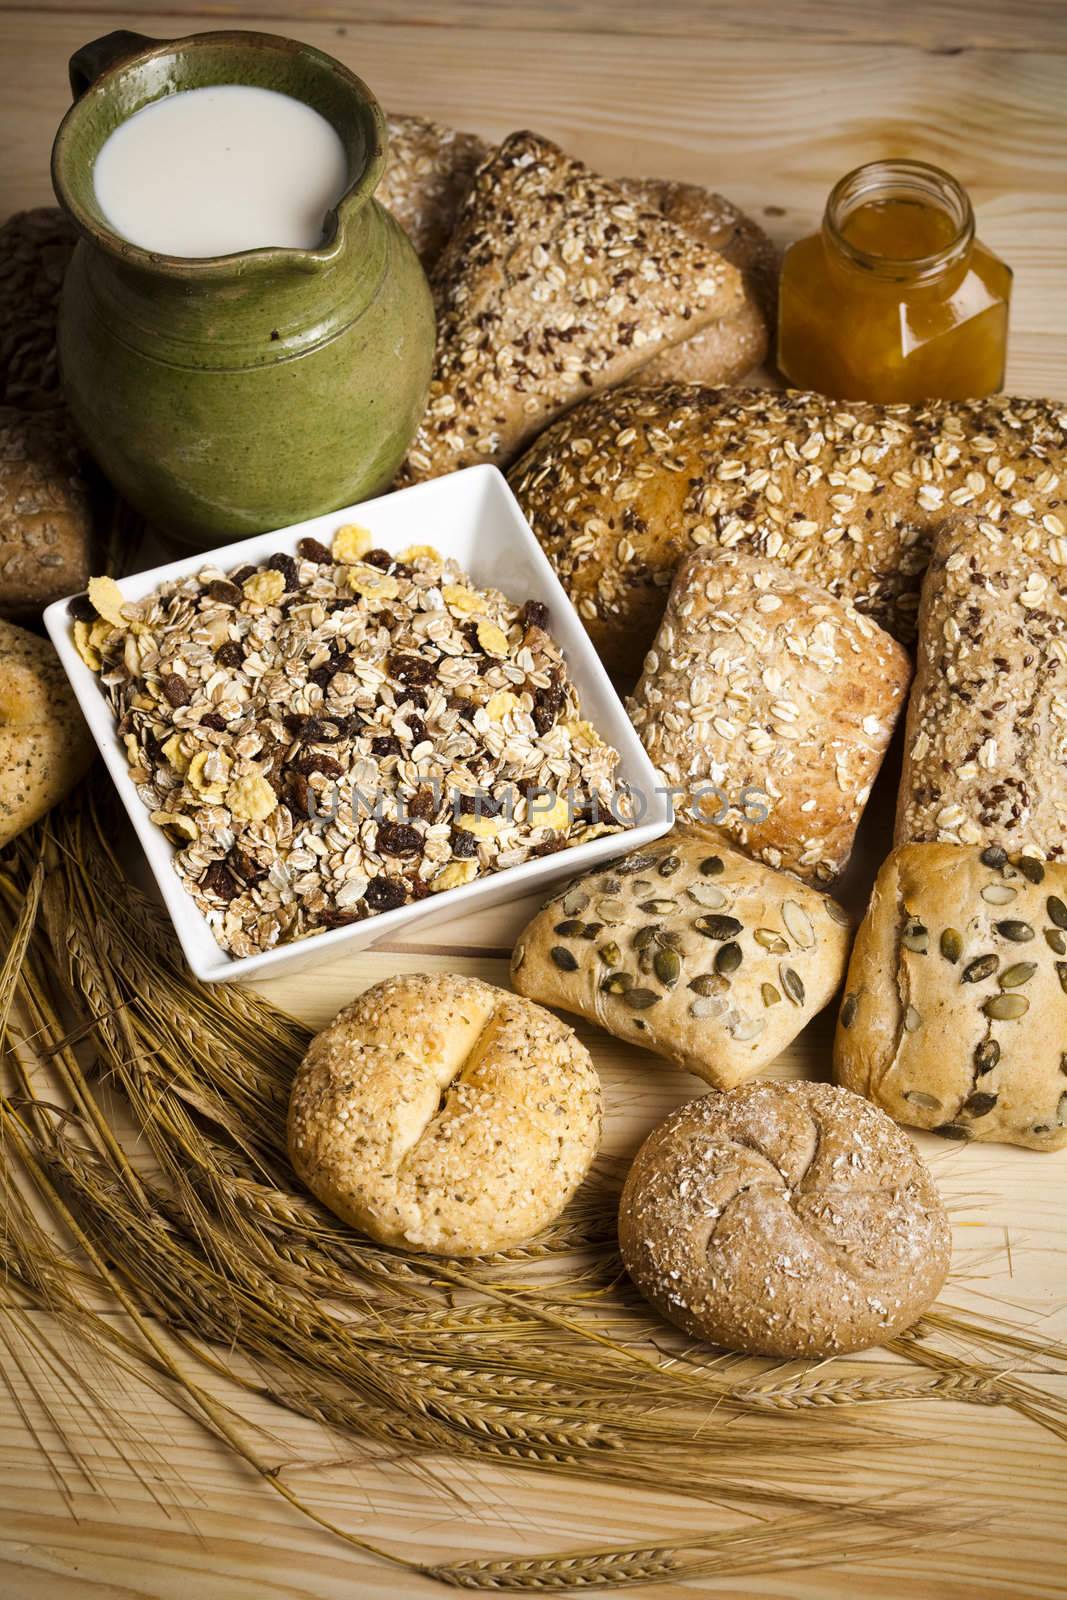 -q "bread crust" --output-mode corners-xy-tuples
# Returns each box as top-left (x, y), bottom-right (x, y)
(629, 550), (910, 883)
(0, 407), (92, 618)
(379, 113), (491, 270)
(287, 973), (602, 1256)
(508, 385), (1067, 679)
(510, 829), (850, 1089)
(0, 618), (93, 846)
(619, 1079), (950, 1357)
(835, 842), (1067, 1150)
